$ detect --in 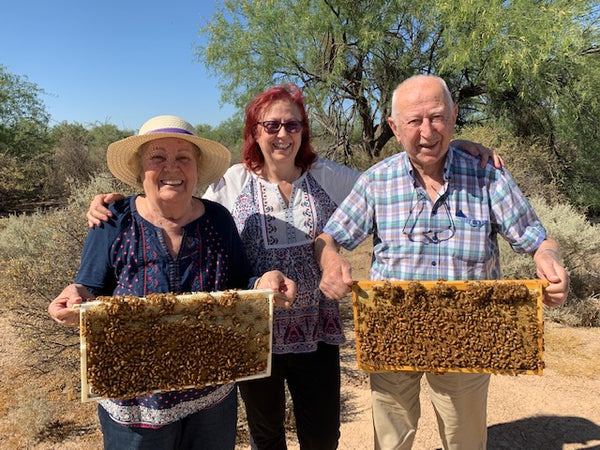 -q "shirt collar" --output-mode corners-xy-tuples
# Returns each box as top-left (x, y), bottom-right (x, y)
(444, 146), (456, 182)
(403, 147), (455, 187)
